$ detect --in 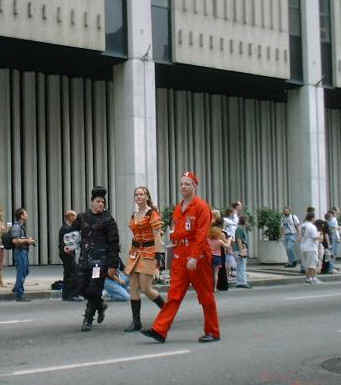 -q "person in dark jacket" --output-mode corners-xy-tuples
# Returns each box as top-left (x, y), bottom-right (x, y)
(70, 186), (120, 332)
(58, 210), (82, 302)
